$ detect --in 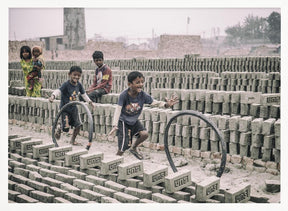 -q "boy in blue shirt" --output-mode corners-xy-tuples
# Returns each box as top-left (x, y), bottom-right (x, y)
(49, 66), (93, 148)
(108, 71), (178, 159)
